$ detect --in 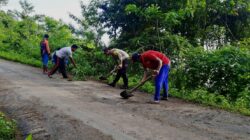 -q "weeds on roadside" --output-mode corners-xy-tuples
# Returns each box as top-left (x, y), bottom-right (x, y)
(0, 112), (16, 140)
